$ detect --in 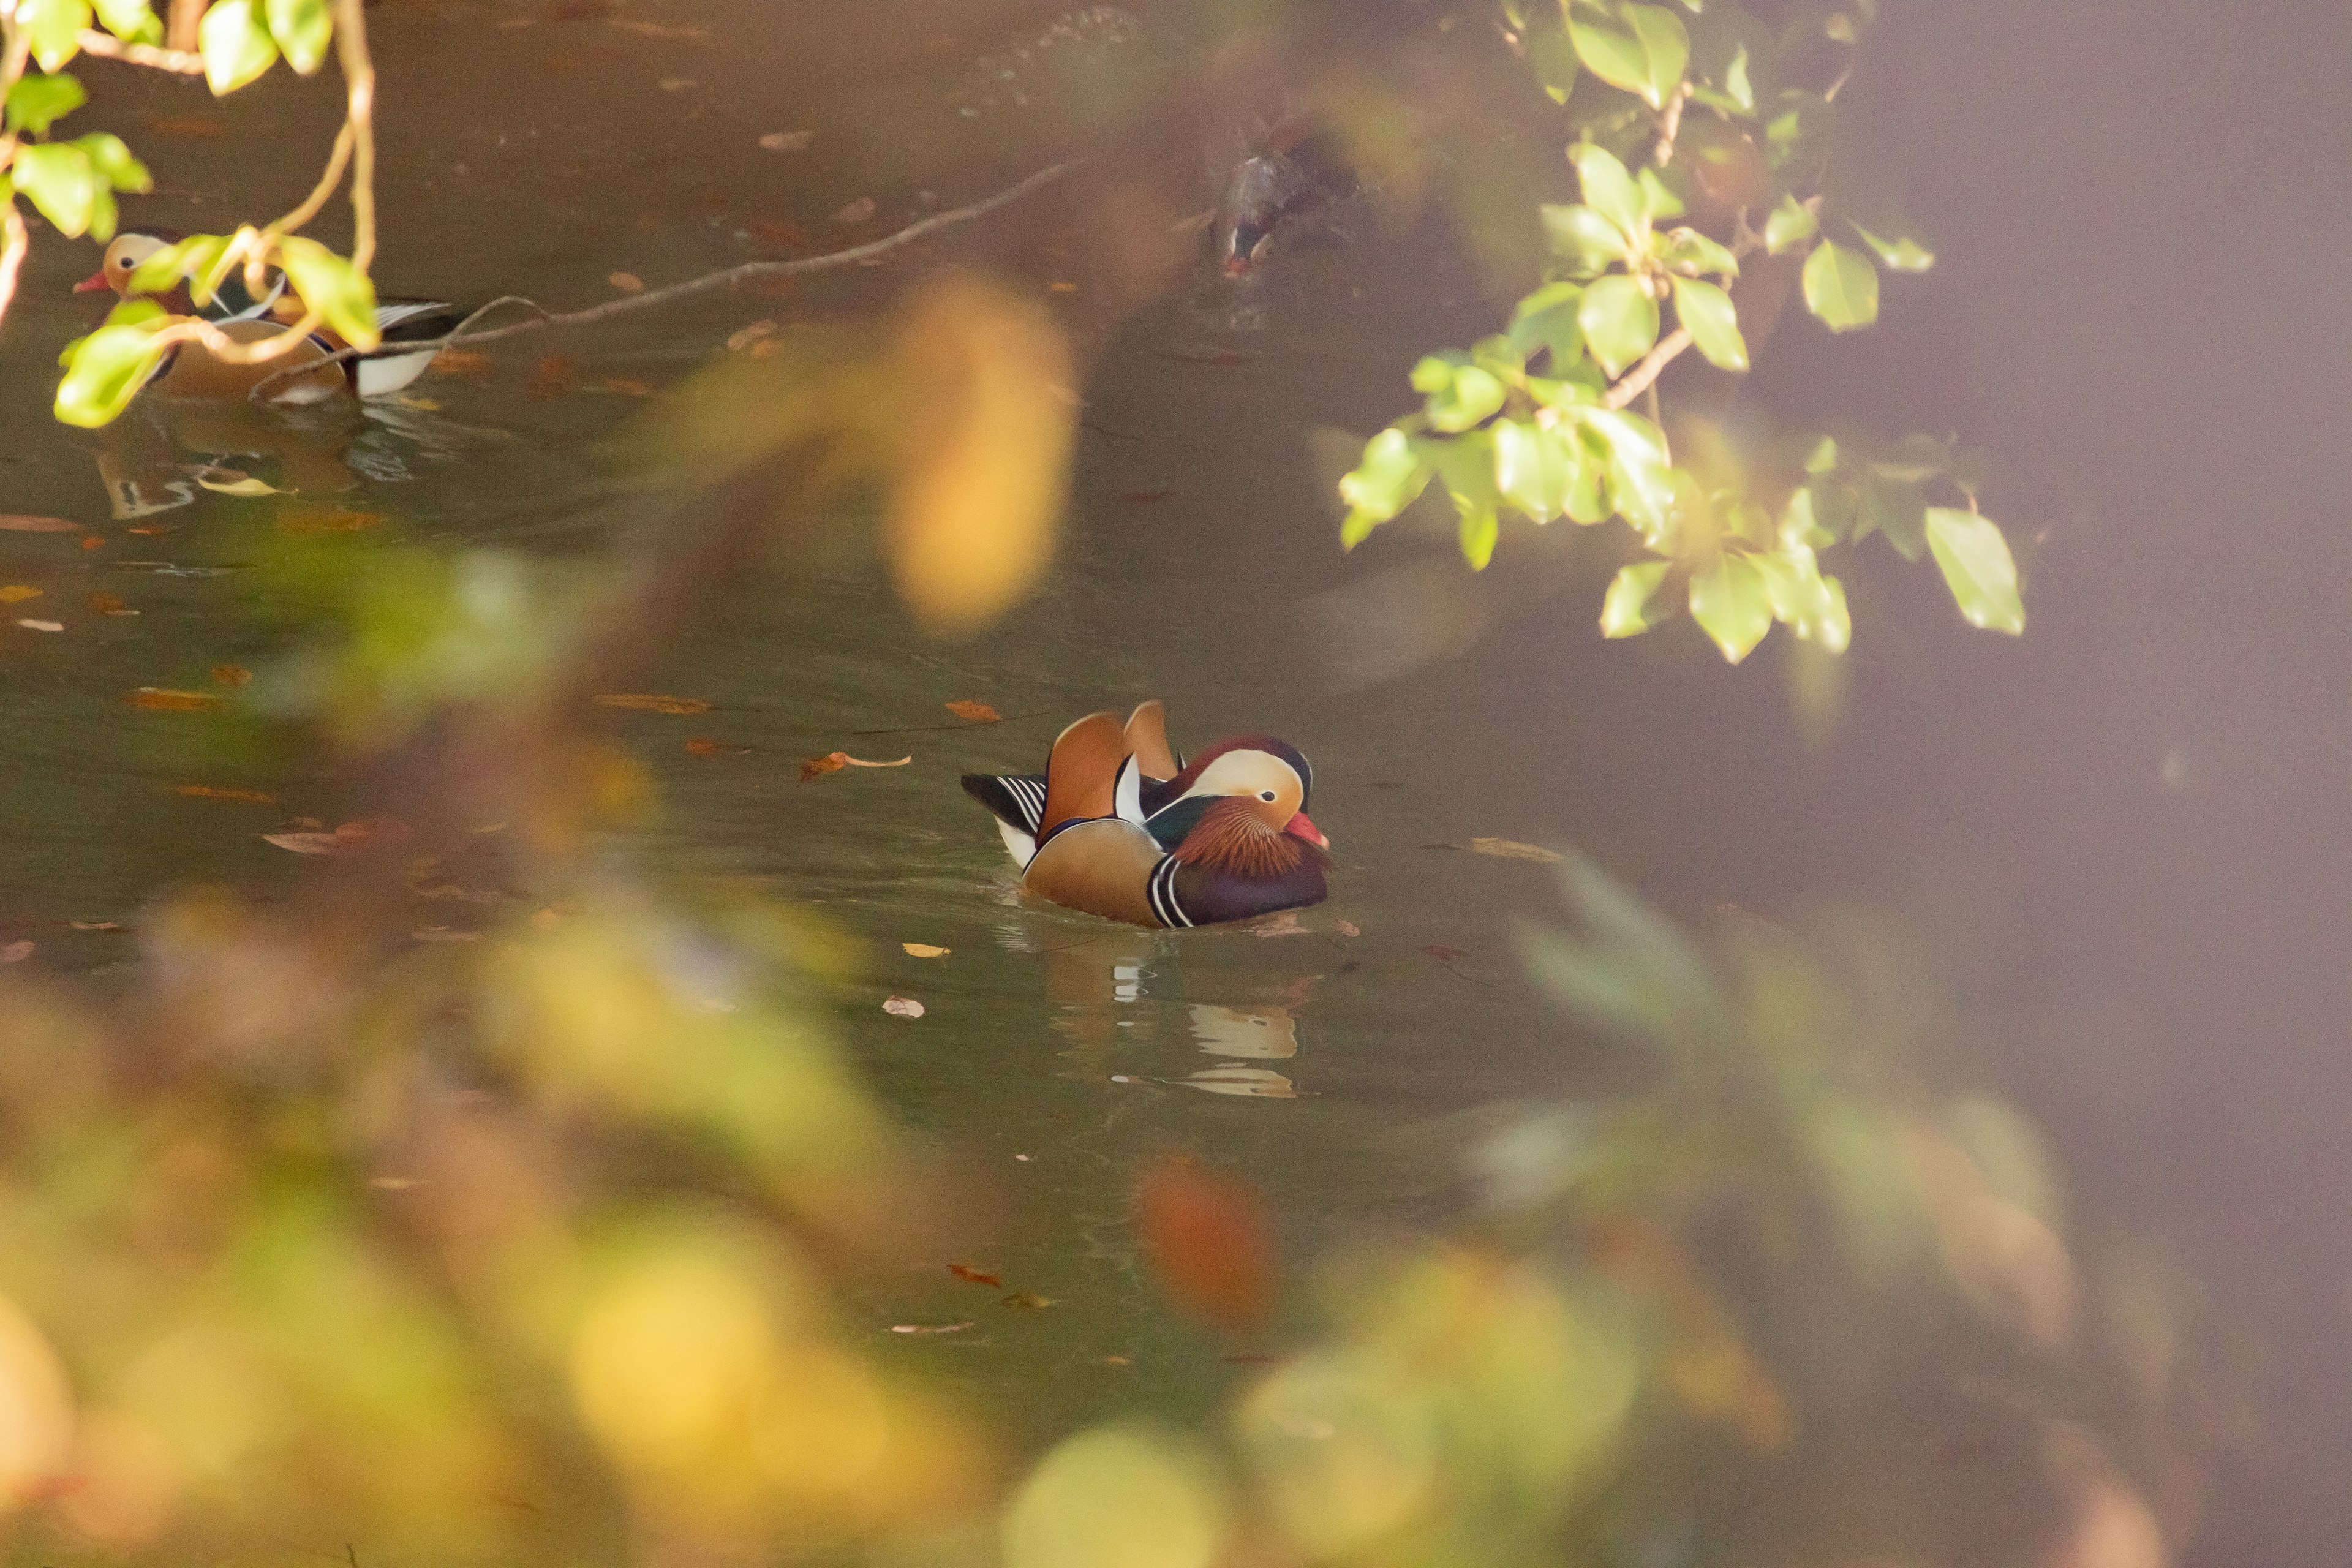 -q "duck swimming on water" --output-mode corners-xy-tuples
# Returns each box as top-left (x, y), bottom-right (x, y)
(76, 228), (461, 402)
(963, 701), (1330, 928)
